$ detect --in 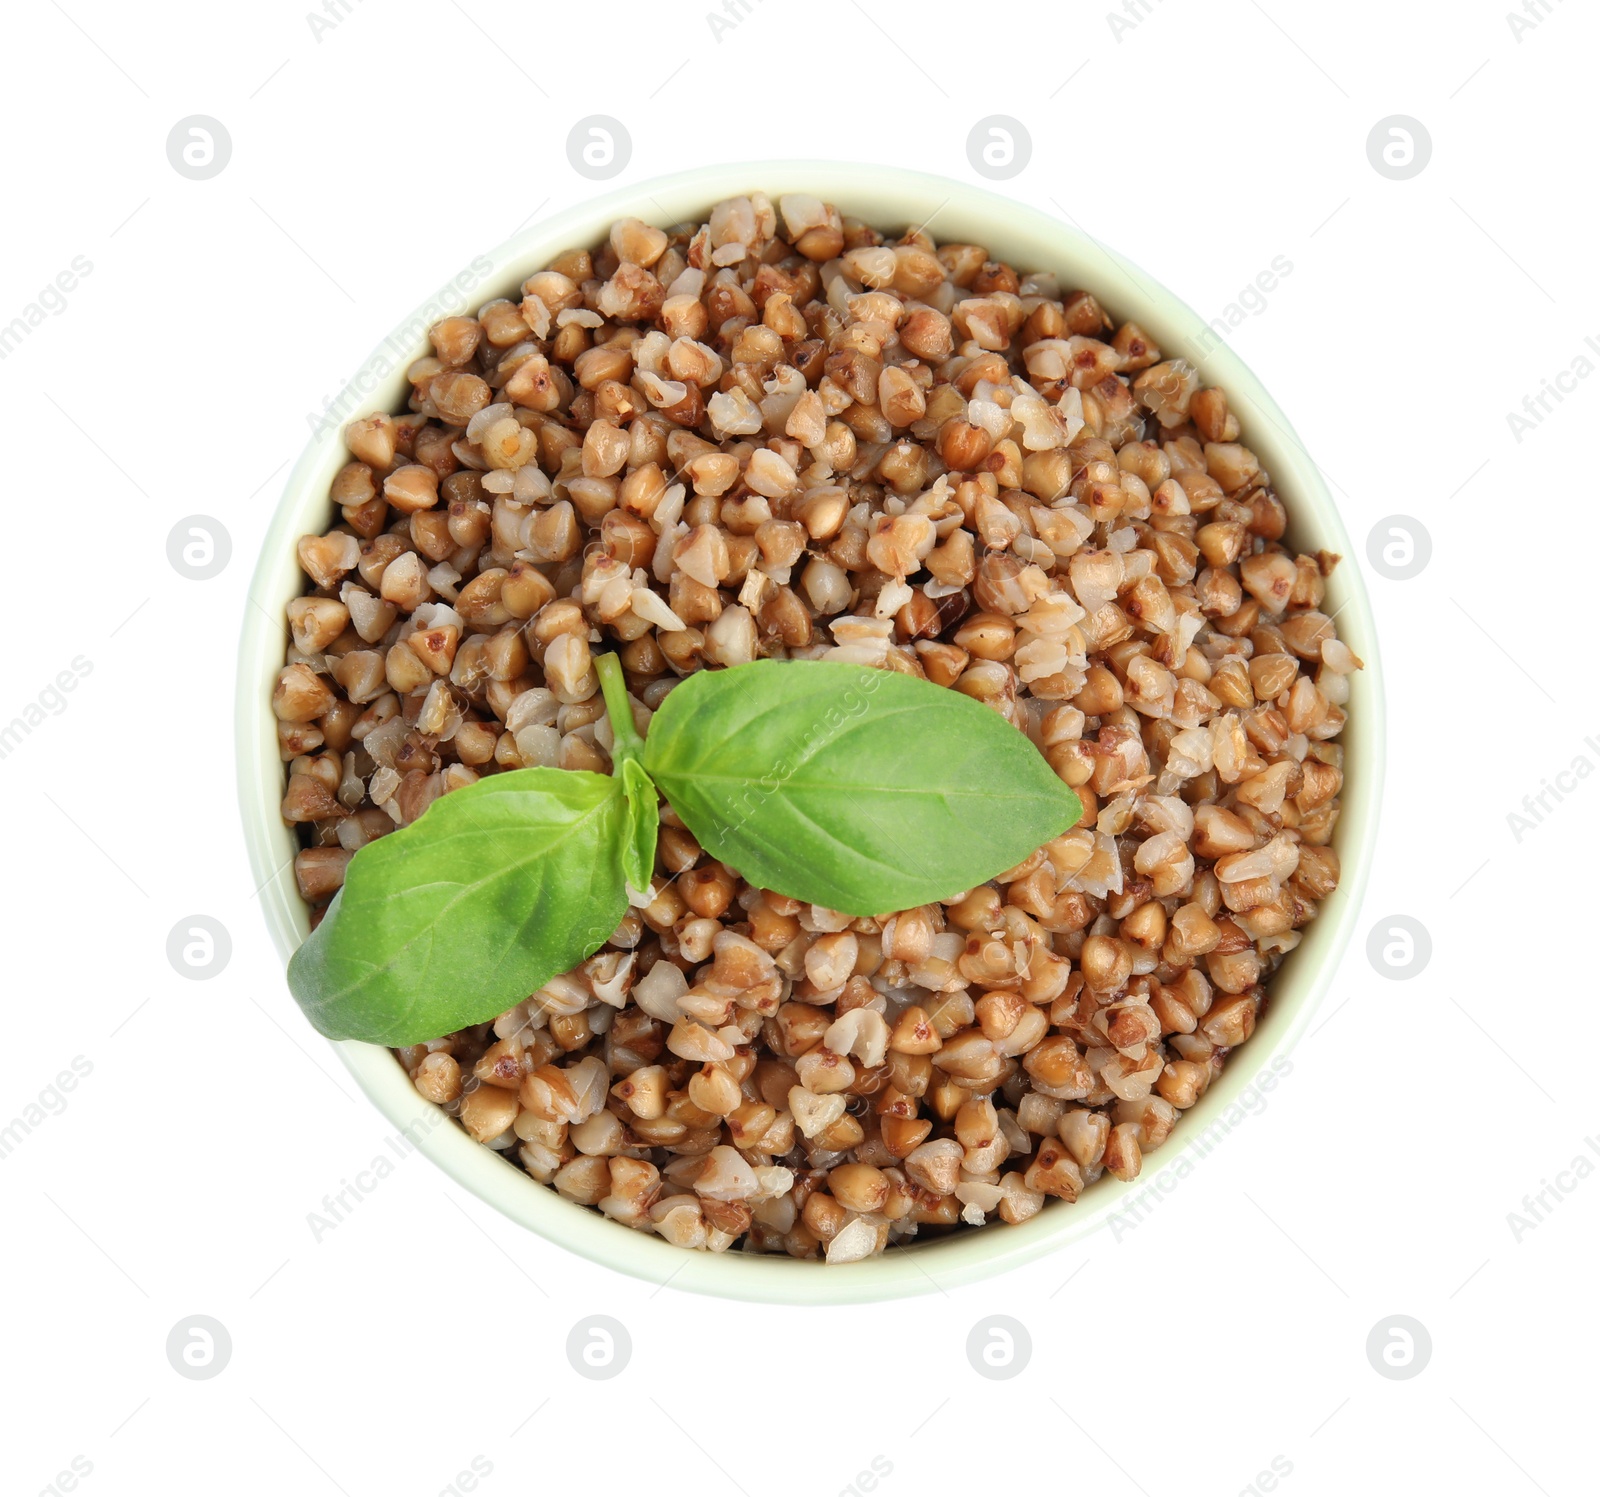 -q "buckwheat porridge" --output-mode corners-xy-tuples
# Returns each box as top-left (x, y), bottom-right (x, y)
(273, 191), (1358, 1264)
